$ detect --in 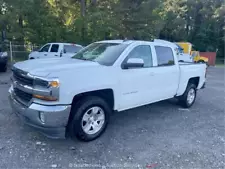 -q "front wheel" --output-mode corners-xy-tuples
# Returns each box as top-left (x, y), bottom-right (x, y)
(68, 96), (111, 141)
(178, 84), (197, 108)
